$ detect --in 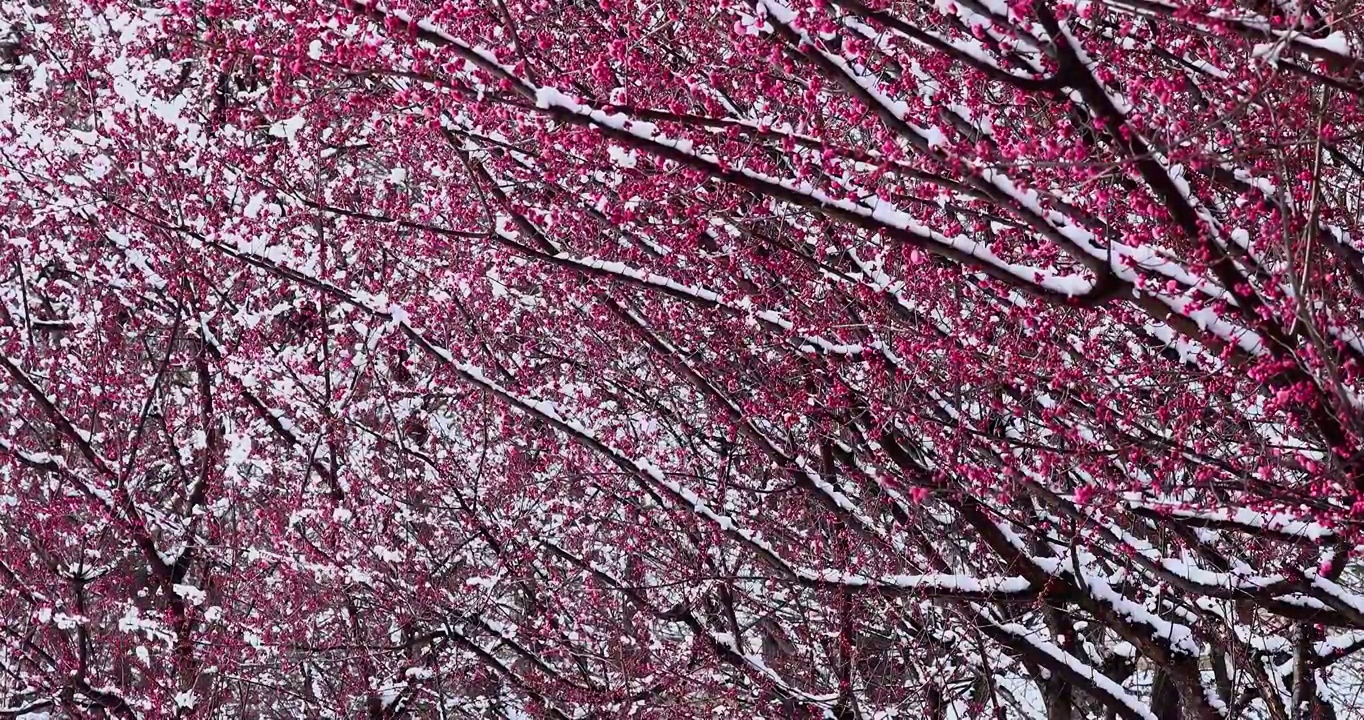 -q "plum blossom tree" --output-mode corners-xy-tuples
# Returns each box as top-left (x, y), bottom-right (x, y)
(2, 0), (1364, 716)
